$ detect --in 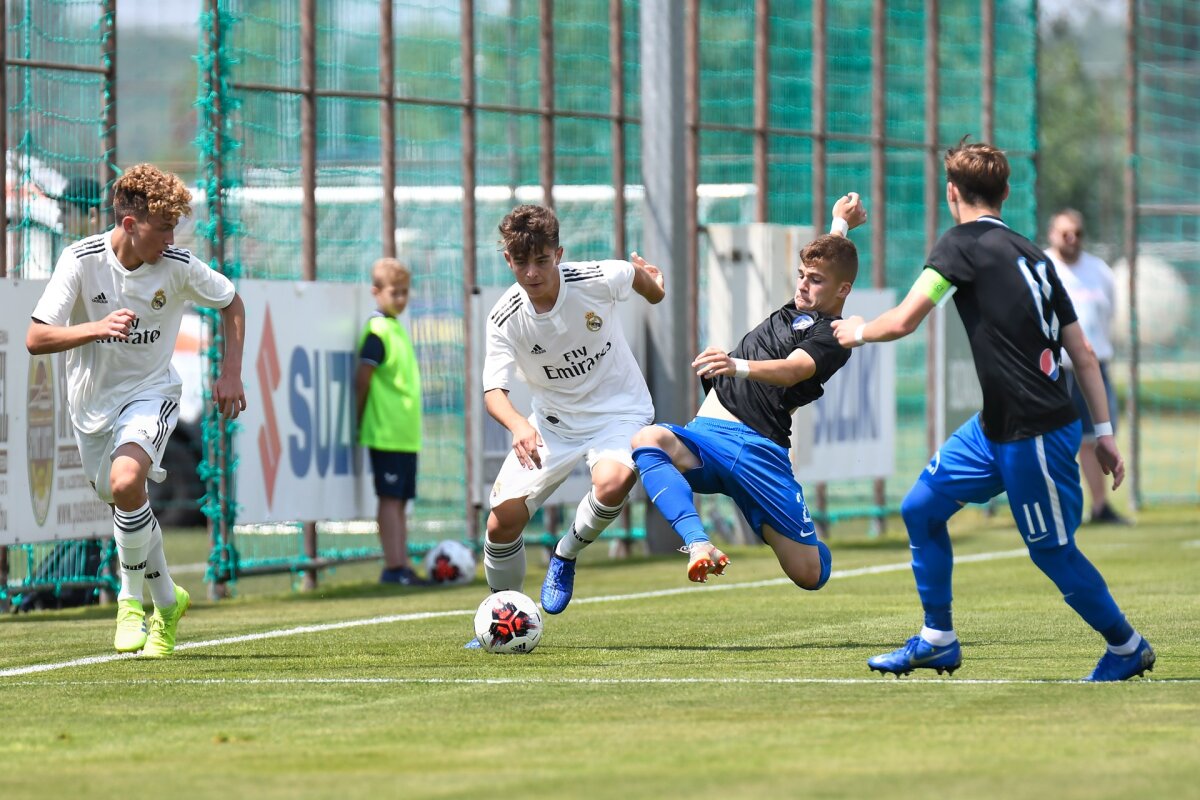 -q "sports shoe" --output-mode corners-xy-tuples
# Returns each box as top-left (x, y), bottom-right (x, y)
(684, 541), (730, 583)
(1086, 638), (1155, 682)
(464, 637), (482, 650)
(1090, 505), (1133, 526)
(142, 586), (190, 659)
(540, 554), (577, 614)
(868, 635), (962, 676)
(113, 598), (148, 653)
(380, 565), (428, 586)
